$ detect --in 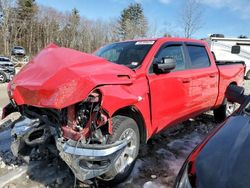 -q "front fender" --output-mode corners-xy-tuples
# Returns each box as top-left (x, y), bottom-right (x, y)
(99, 85), (140, 116)
(98, 83), (153, 139)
